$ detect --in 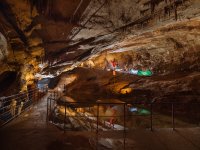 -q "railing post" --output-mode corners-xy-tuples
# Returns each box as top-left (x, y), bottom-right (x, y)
(172, 103), (175, 131)
(37, 89), (39, 103)
(53, 91), (55, 100)
(89, 106), (92, 131)
(33, 89), (35, 104)
(46, 98), (49, 123)
(49, 97), (52, 122)
(38, 89), (41, 100)
(38, 90), (40, 100)
(64, 103), (67, 133)
(50, 99), (51, 113)
(123, 103), (126, 150)
(150, 103), (153, 131)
